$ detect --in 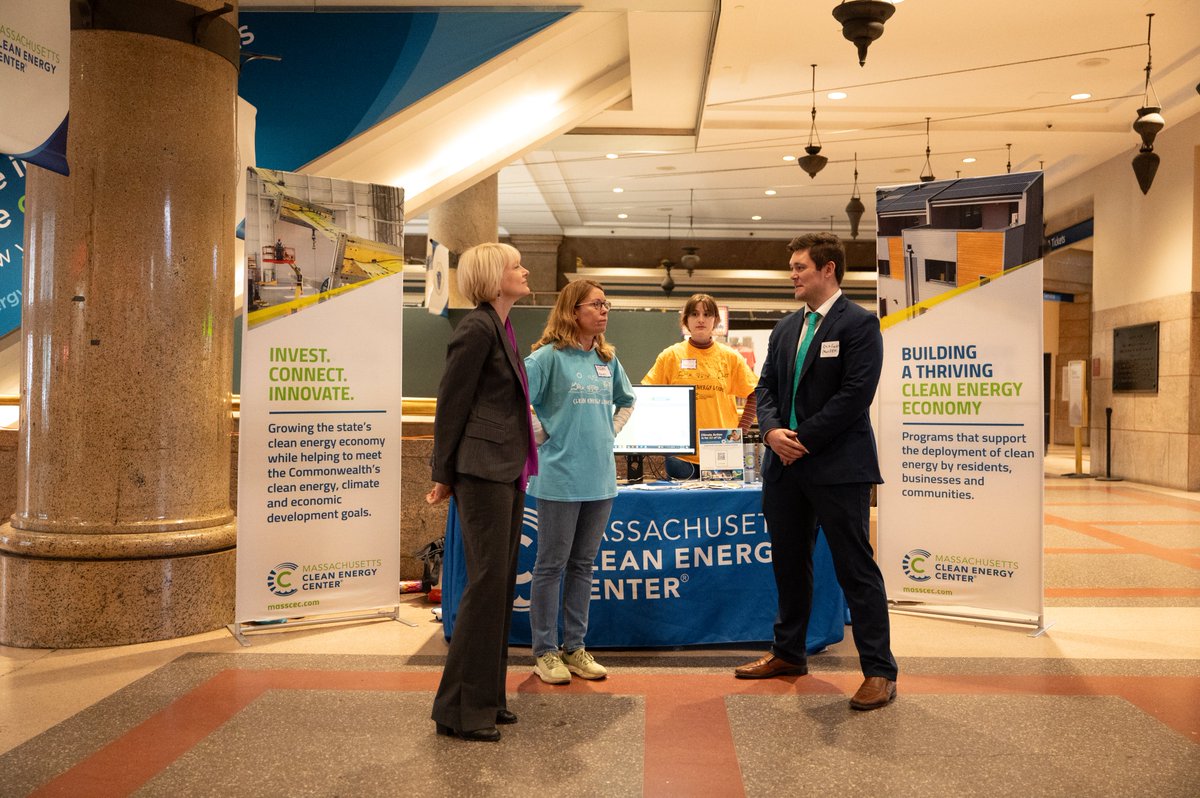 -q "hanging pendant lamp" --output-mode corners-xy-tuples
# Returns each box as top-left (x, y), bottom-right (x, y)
(1131, 13), (1164, 195)
(831, 0), (896, 67)
(660, 259), (676, 296)
(797, 65), (828, 179)
(681, 189), (700, 275)
(845, 152), (865, 239)
(919, 117), (935, 182)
